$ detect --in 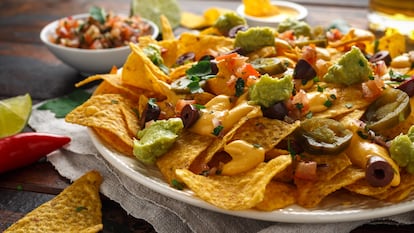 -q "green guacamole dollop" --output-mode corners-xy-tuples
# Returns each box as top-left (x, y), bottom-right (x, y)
(389, 125), (414, 174)
(323, 47), (372, 86)
(234, 27), (275, 53)
(276, 18), (312, 38)
(249, 74), (293, 108)
(133, 118), (183, 165)
(214, 12), (246, 35)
